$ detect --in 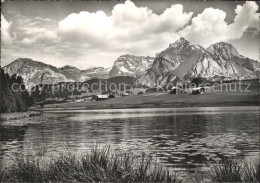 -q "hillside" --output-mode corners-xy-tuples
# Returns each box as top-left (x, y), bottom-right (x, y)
(3, 58), (69, 87)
